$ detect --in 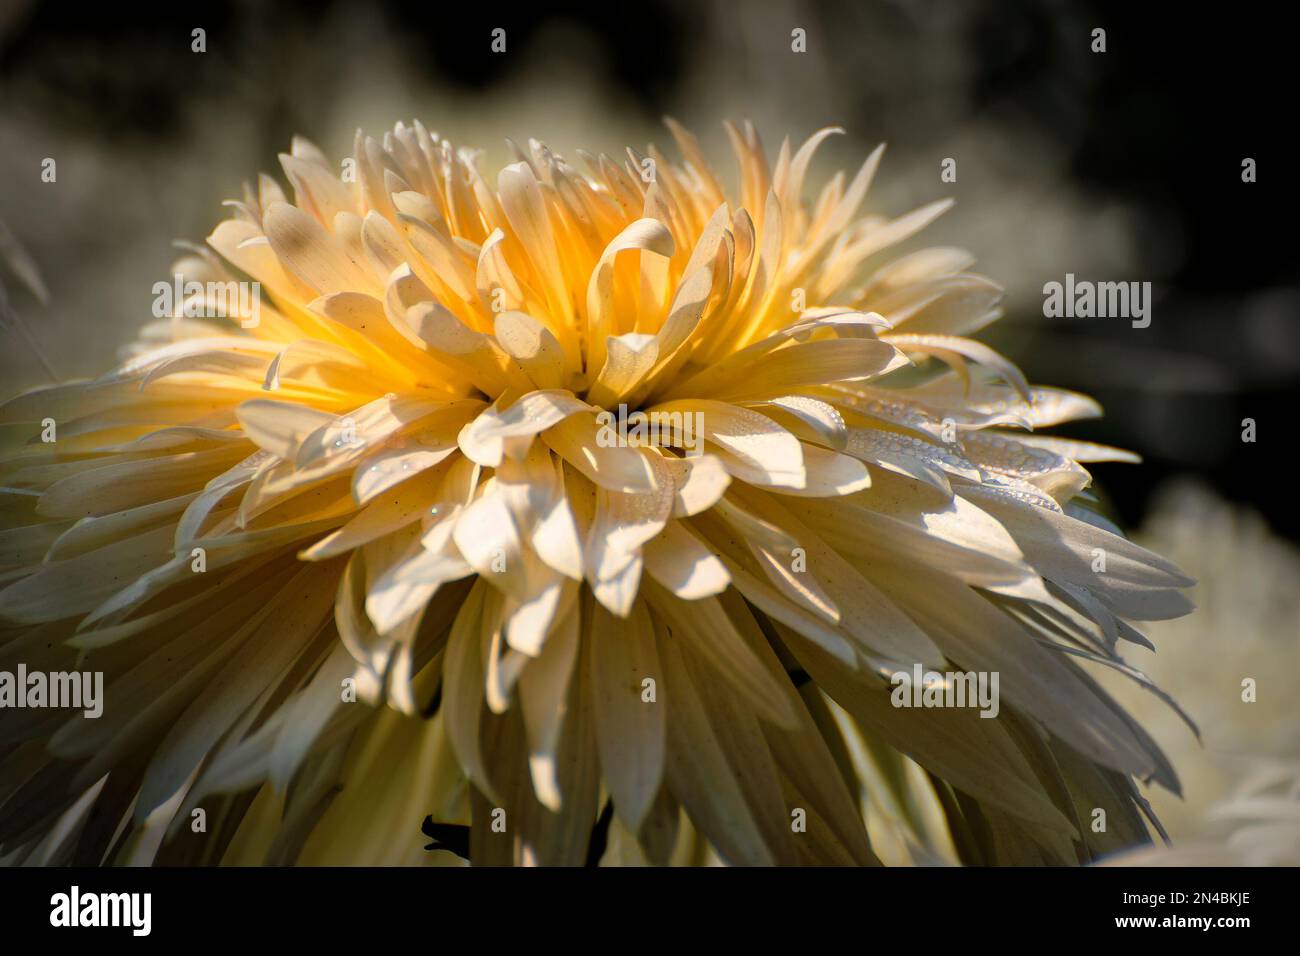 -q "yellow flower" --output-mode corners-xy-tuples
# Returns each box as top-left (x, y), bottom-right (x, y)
(0, 120), (1194, 866)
